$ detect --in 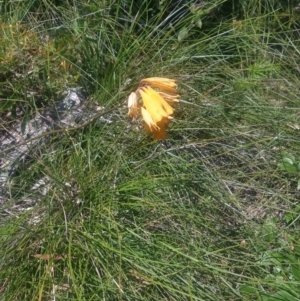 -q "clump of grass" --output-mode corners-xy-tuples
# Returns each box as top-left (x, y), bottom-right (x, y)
(0, 21), (81, 118)
(1, 0), (300, 300)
